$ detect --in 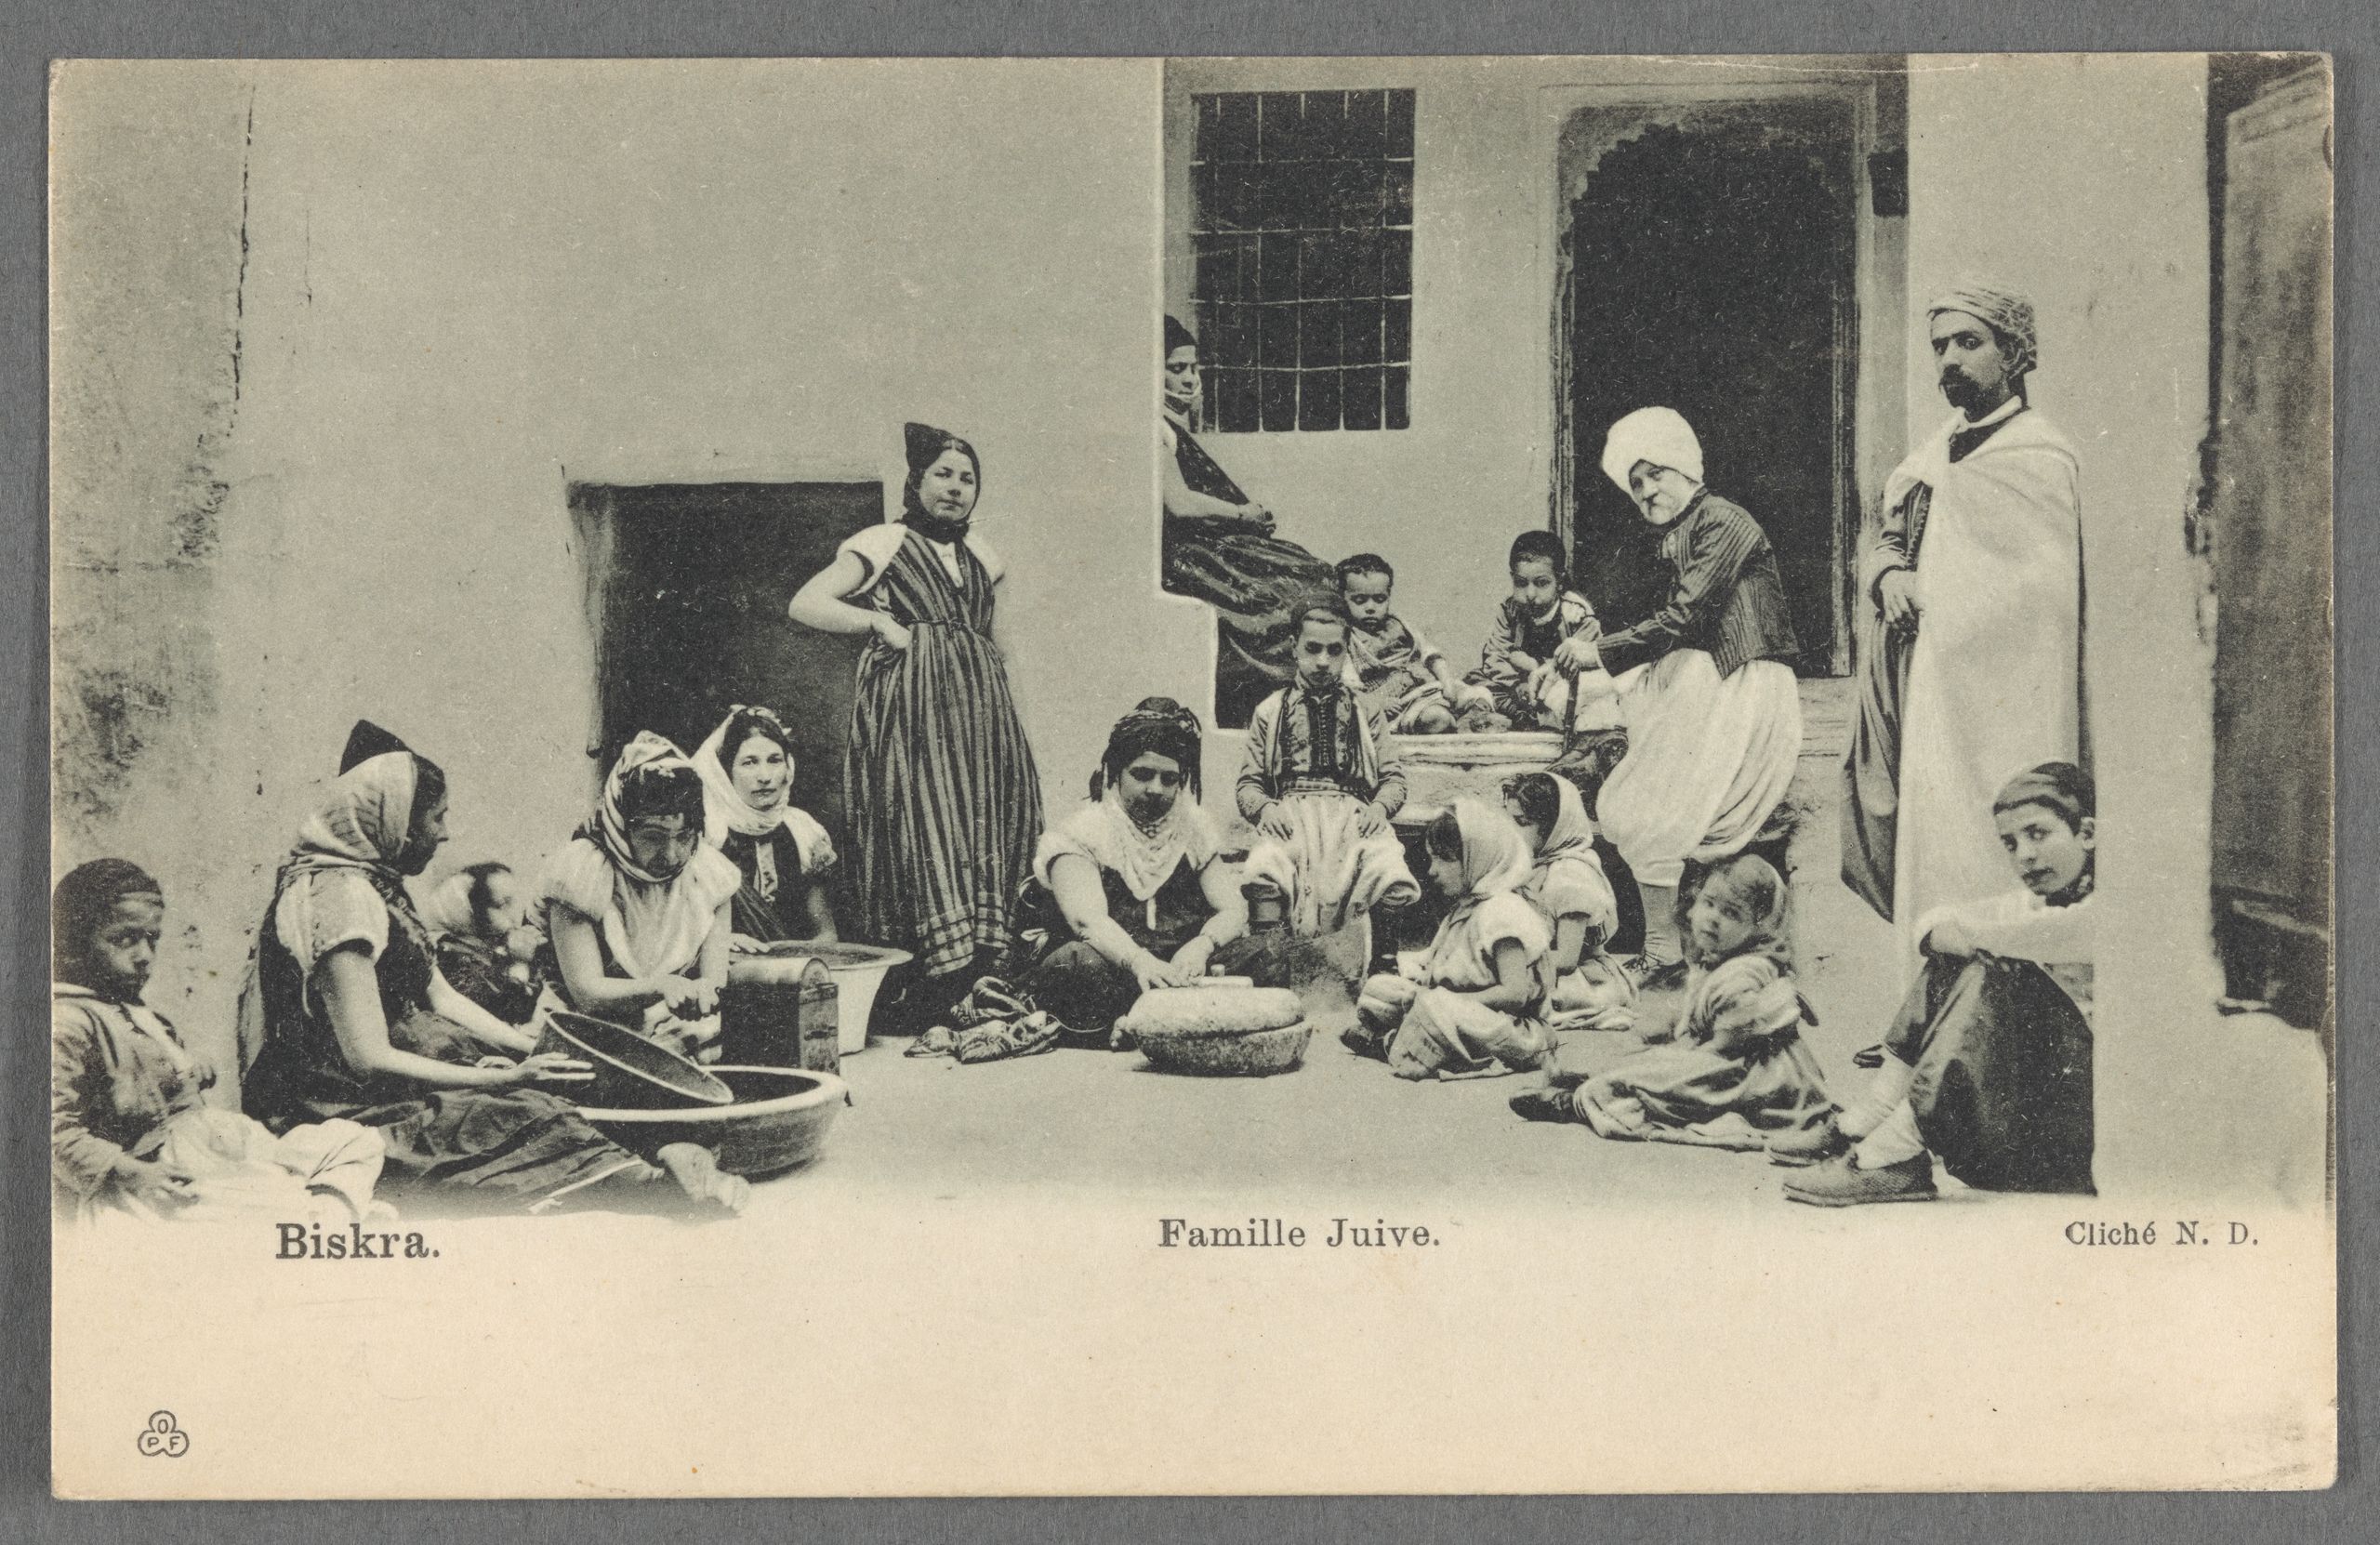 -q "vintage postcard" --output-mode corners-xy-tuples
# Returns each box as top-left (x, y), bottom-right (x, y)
(47, 53), (2334, 1497)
